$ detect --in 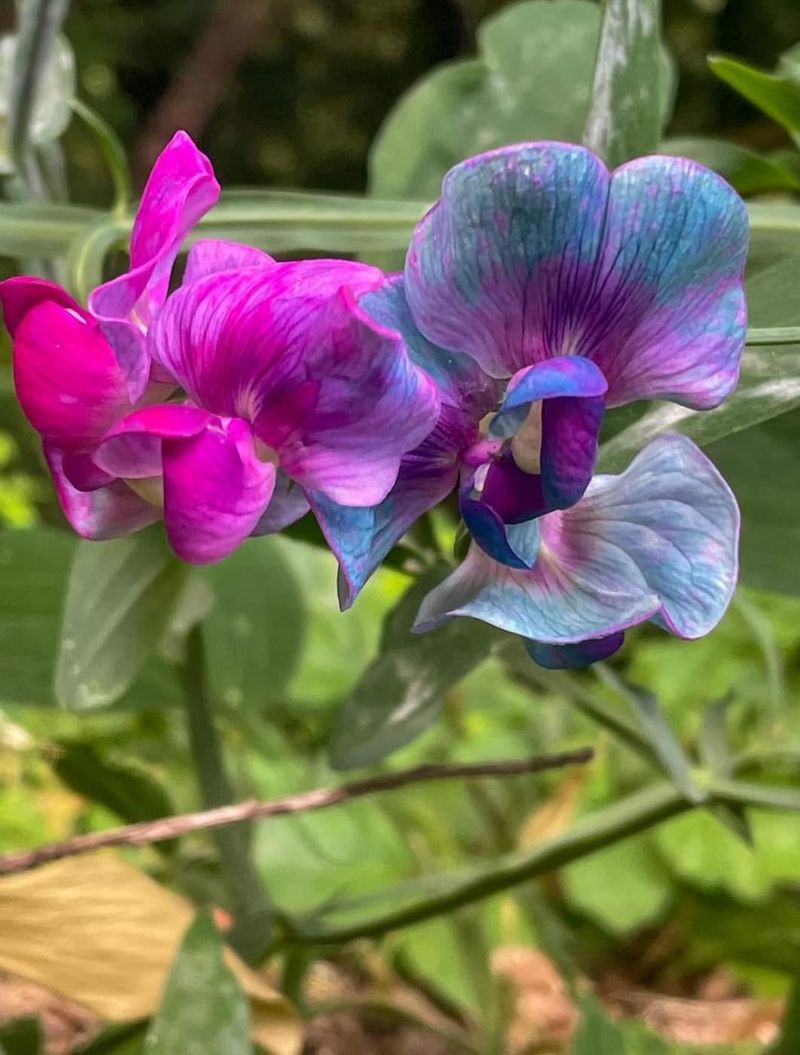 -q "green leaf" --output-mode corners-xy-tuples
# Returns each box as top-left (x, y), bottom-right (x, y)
(583, 0), (670, 167)
(52, 741), (176, 846)
(0, 528), (74, 707)
(771, 976), (800, 1054)
(0, 201), (104, 256)
(710, 54), (800, 143)
(599, 246), (800, 473)
(705, 411), (800, 596)
(371, 0), (673, 203)
(143, 911), (252, 1055)
(327, 570), (503, 769)
(199, 189), (427, 254)
(597, 669), (701, 801)
(0, 1018), (42, 1055)
(563, 836), (672, 935)
(655, 809), (770, 902)
(55, 525), (188, 711)
(1, 23), (74, 176)
(200, 536), (306, 713)
(76, 1023), (147, 1055)
(662, 136), (800, 195)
